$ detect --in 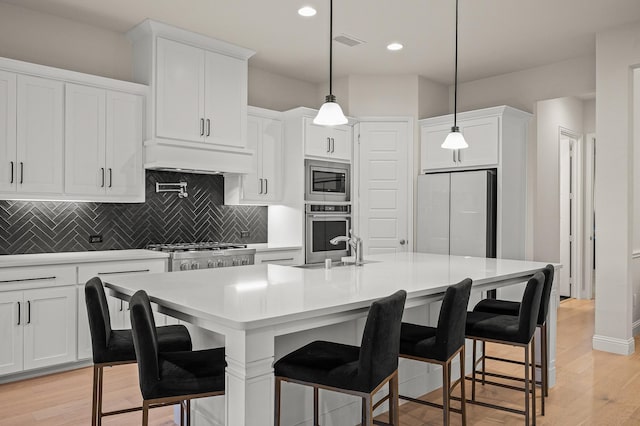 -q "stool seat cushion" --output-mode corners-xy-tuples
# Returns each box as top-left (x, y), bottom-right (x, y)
(274, 340), (364, 392)
(473, 299), (520, 317)
(142, 347), (226, 400)
(95, 325), (192, 364)
(466, 311), (528, 344)
(399, 323), (438, 360)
